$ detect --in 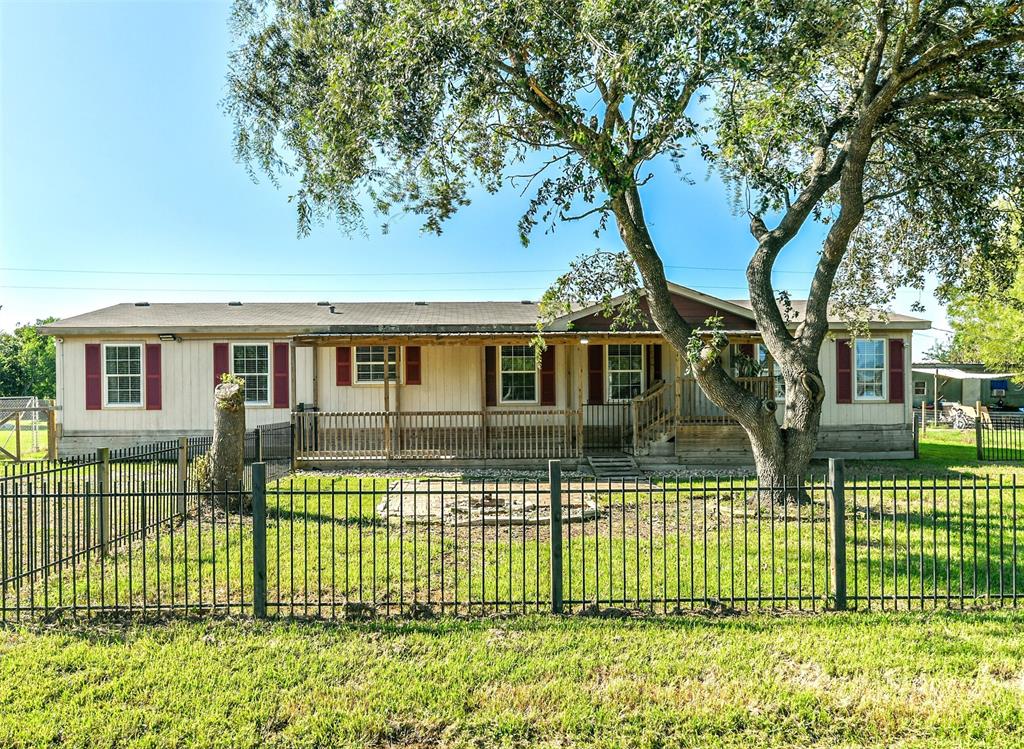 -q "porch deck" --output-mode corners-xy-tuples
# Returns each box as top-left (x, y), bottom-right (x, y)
(291, 375), (775, 464)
